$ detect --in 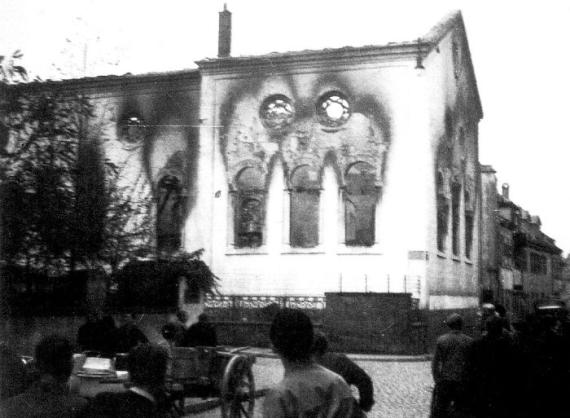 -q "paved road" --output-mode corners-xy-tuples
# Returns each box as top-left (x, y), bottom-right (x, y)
(186, 357), (433, 418)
